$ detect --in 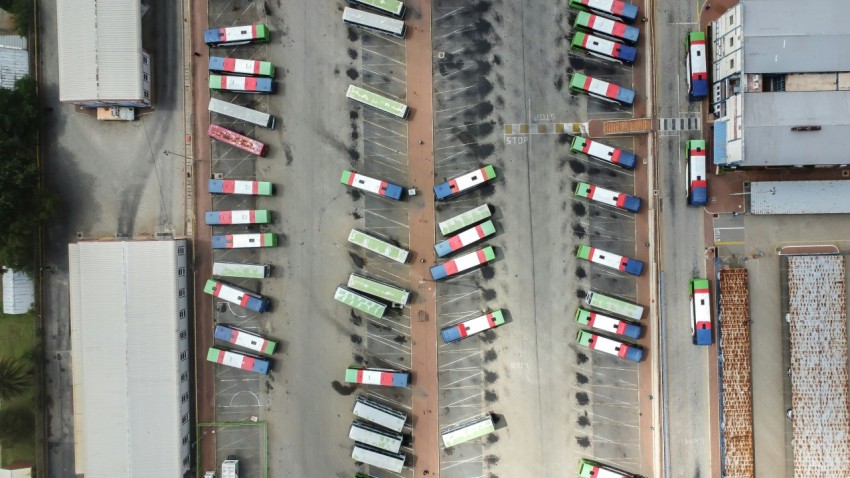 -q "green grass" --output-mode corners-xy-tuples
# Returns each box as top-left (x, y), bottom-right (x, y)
(0, 308), (38, 467)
